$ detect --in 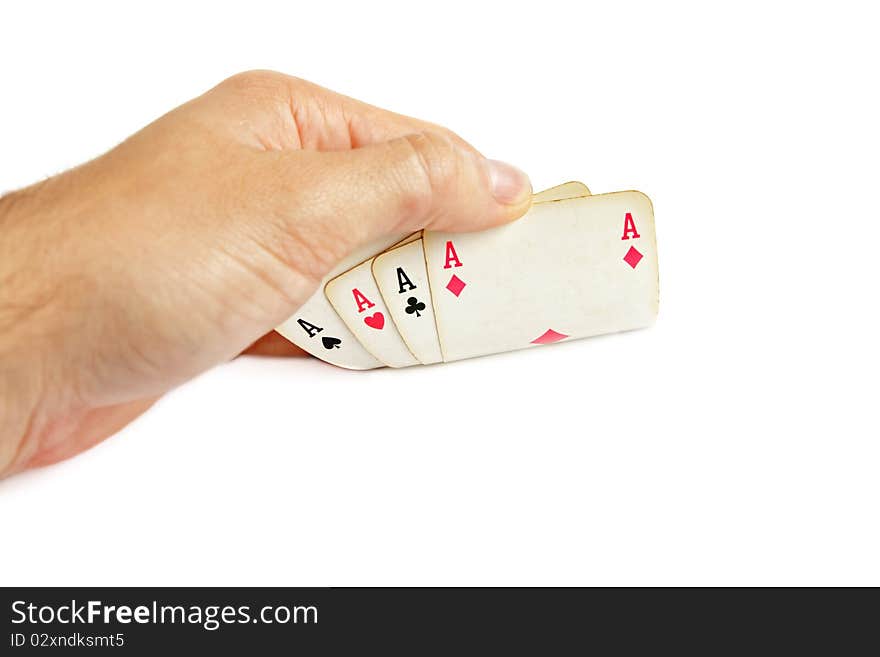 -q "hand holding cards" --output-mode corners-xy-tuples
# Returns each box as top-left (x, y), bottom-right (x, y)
(276, 182), (658, 369)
